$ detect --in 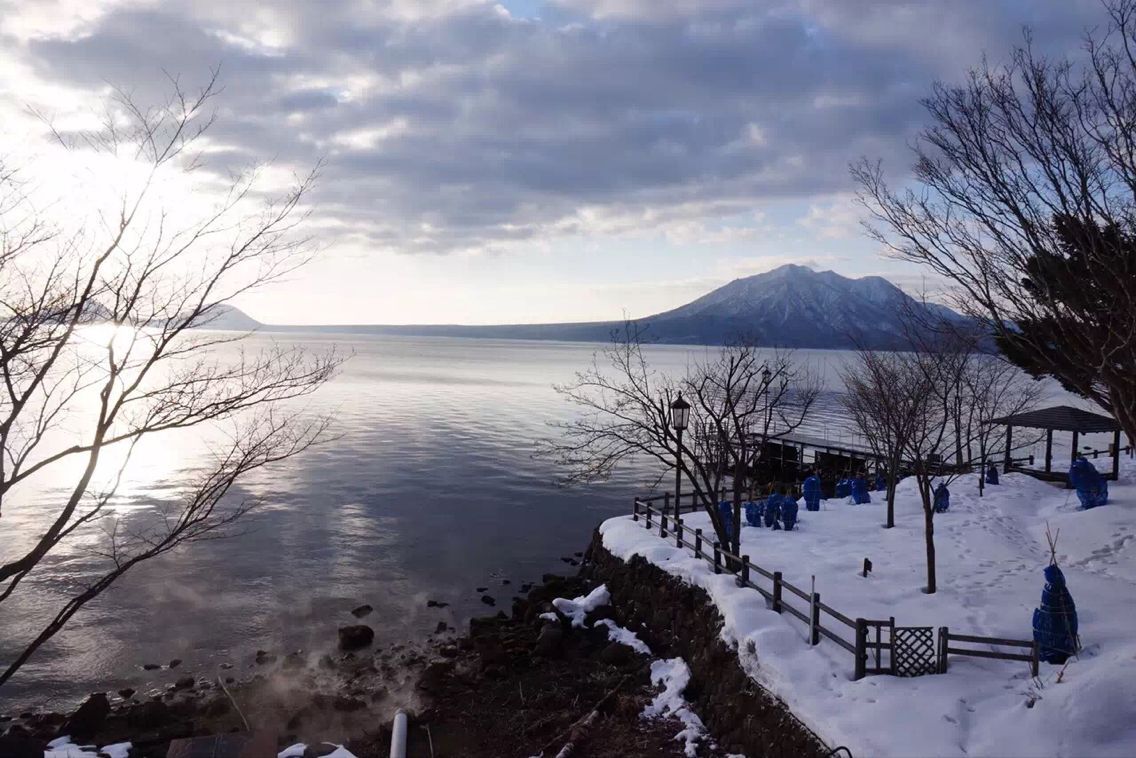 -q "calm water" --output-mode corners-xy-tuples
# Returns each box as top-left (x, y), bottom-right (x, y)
(0, 333), (1085, 711)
